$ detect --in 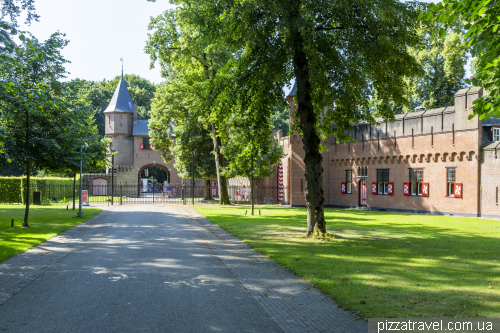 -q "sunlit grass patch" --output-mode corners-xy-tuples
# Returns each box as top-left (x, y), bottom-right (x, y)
(0, 204), (102, 262)
(194, 205), (500, 319)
